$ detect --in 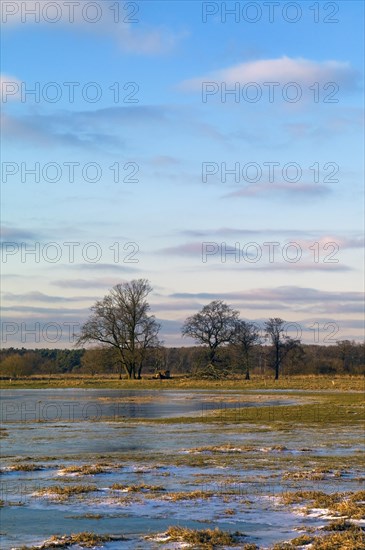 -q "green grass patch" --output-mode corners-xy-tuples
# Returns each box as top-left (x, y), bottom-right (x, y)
(138, 391), (364, 428)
